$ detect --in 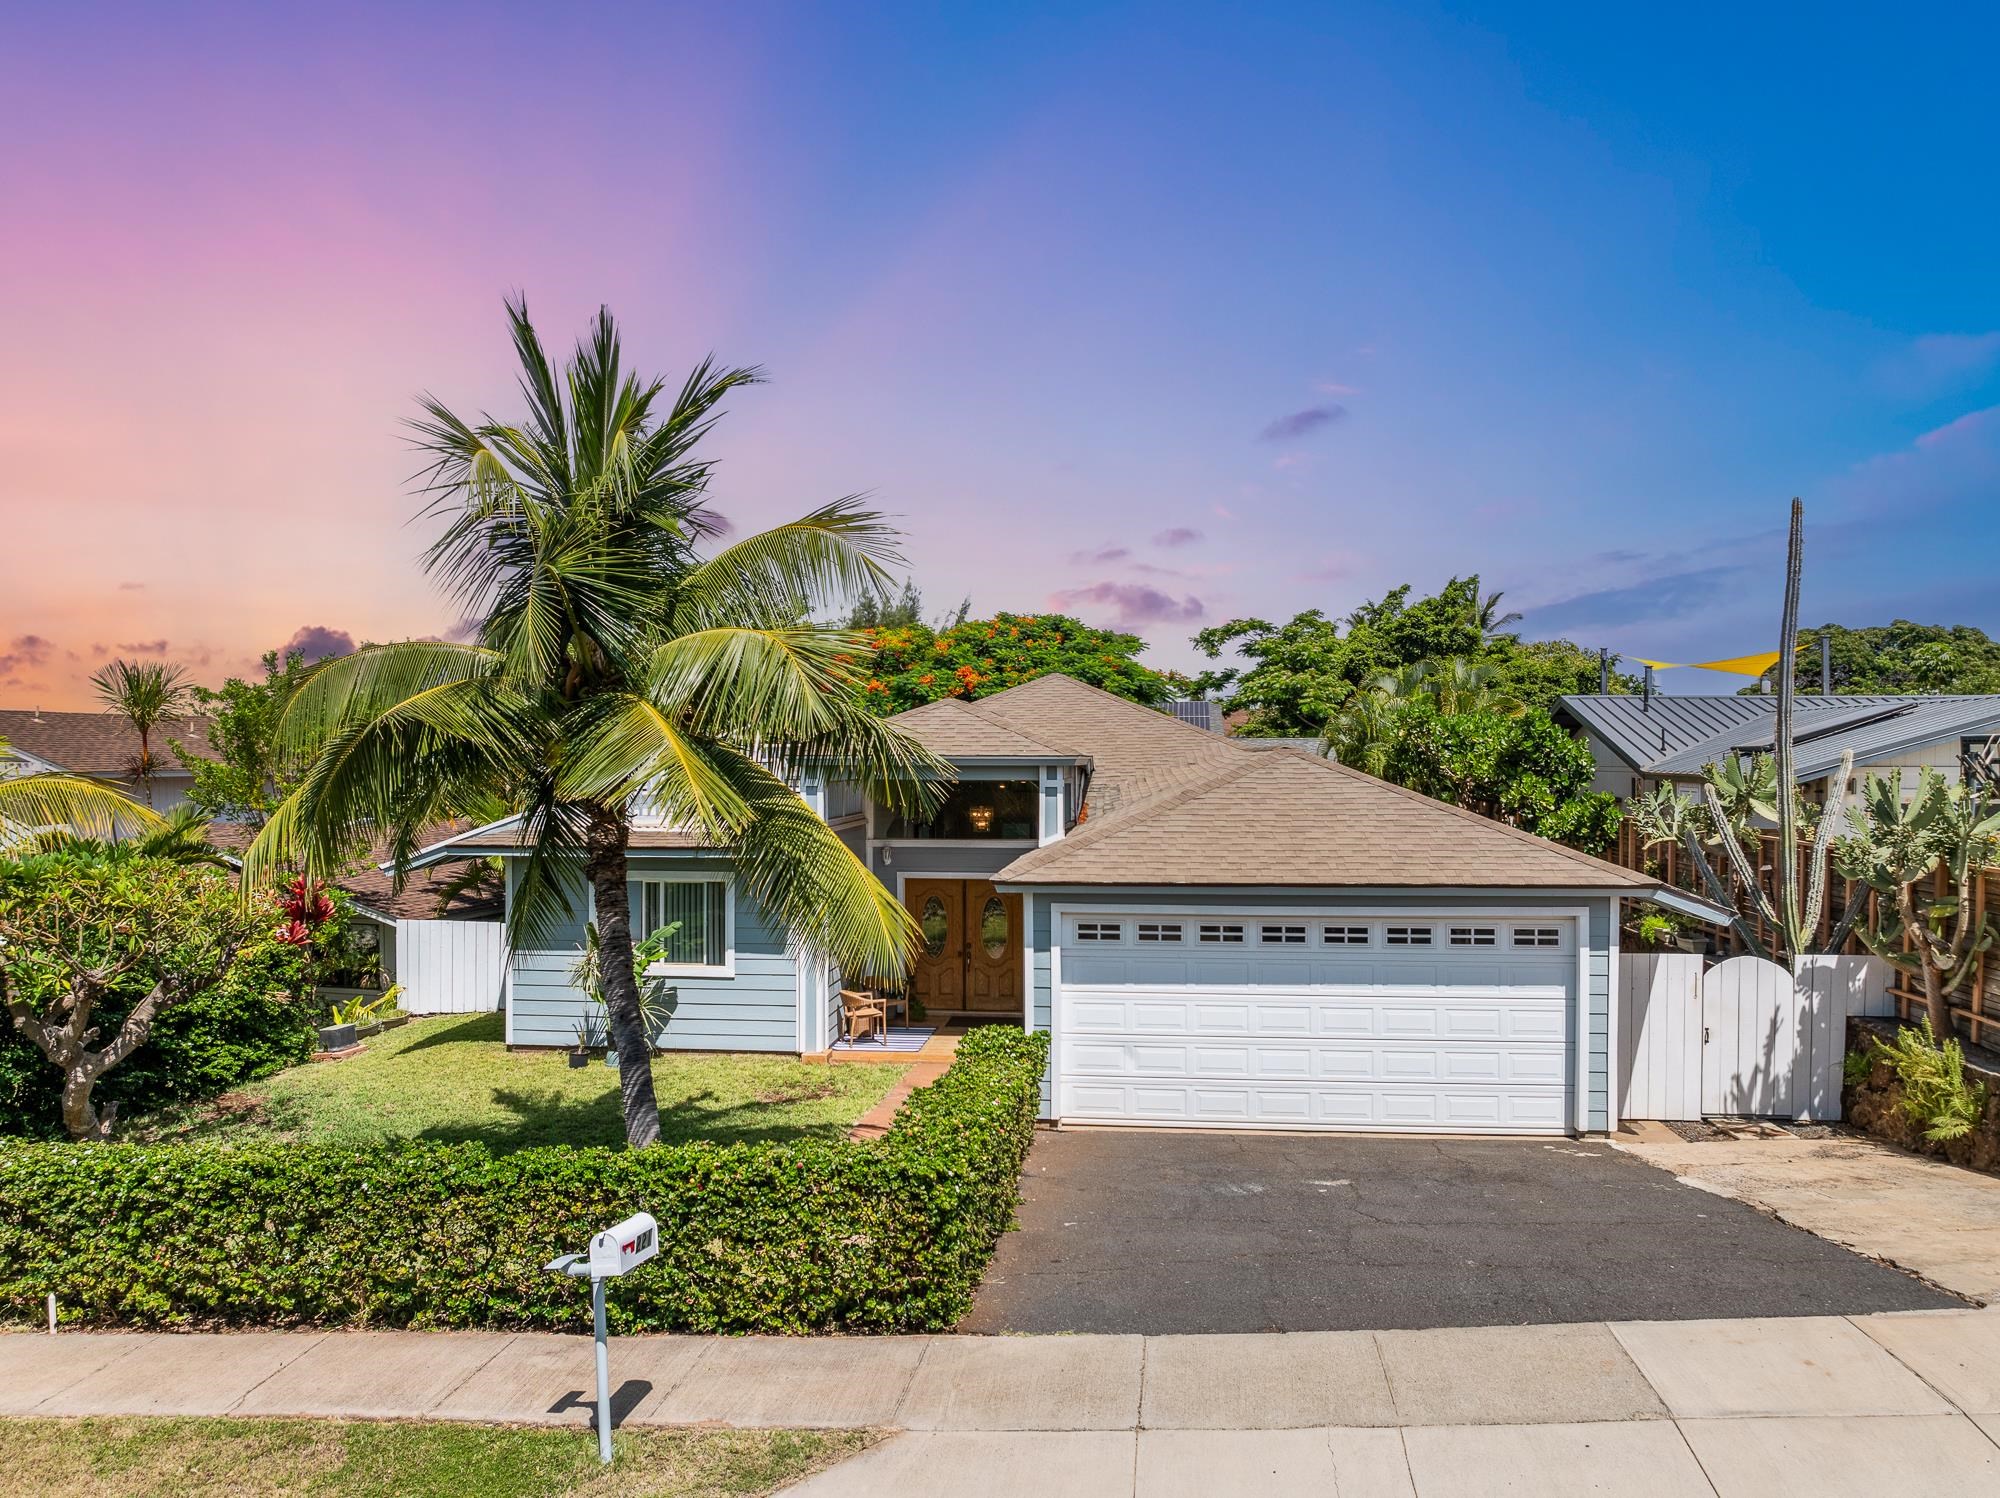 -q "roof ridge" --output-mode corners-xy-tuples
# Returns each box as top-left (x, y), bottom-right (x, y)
(949, 693), (1087, 757)
(976, 672), (1236, 747)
